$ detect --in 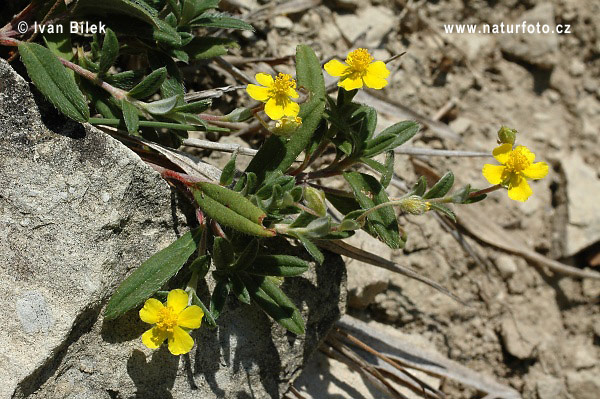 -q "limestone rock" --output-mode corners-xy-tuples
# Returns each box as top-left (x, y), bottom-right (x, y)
(562, 153), (600, 256)
(0, 58), (346, 398)
(499, 3), (559, 69)
(566, 370), (600, 399)
(334, 6), (395, 47)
